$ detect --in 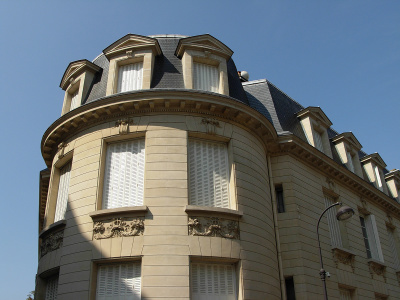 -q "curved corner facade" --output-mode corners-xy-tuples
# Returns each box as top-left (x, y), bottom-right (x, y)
(36, 34), (400, 300)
